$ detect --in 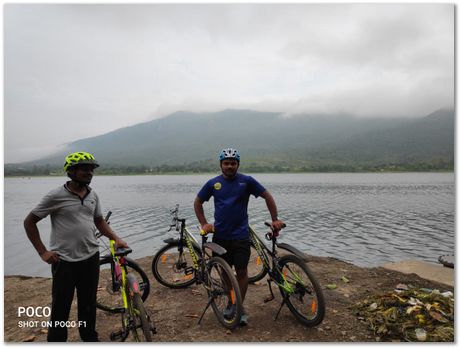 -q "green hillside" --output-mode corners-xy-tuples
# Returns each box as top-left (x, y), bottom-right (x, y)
(5, 108), (454, 175)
